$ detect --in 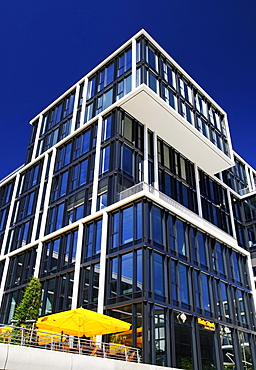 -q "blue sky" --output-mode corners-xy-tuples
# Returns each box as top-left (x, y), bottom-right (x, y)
(0, 0), (256, 180)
